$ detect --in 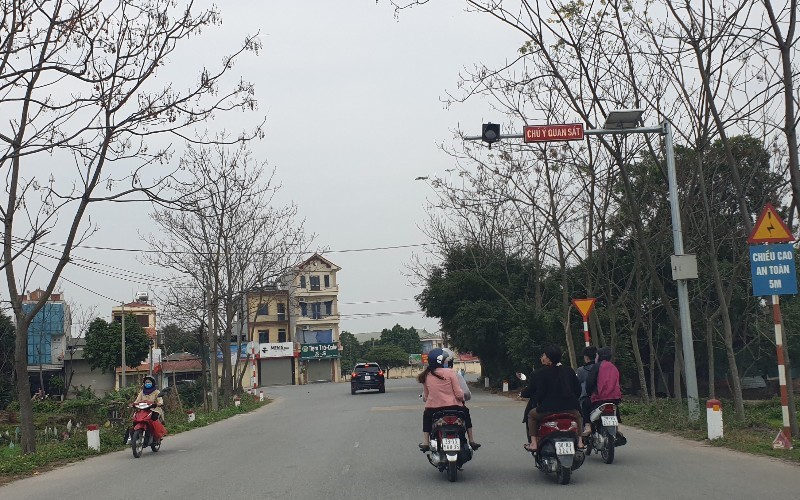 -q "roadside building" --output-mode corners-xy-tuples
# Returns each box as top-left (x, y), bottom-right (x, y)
(244, 286), (296, 386)
(22, 289), (71, 396)
(288, 254), (342, 383)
